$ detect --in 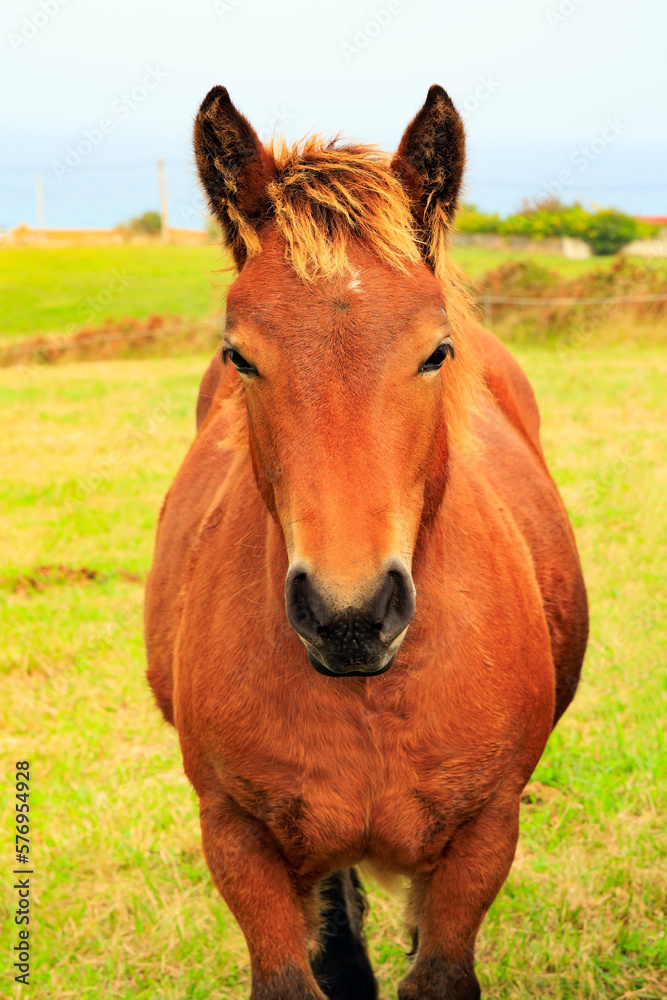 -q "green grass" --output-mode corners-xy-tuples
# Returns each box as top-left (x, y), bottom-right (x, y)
(1, 347), (665, 998)
(0, 245), (230, 342)
(5, 243), (664, 343)
(451, 246), (622, 280)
